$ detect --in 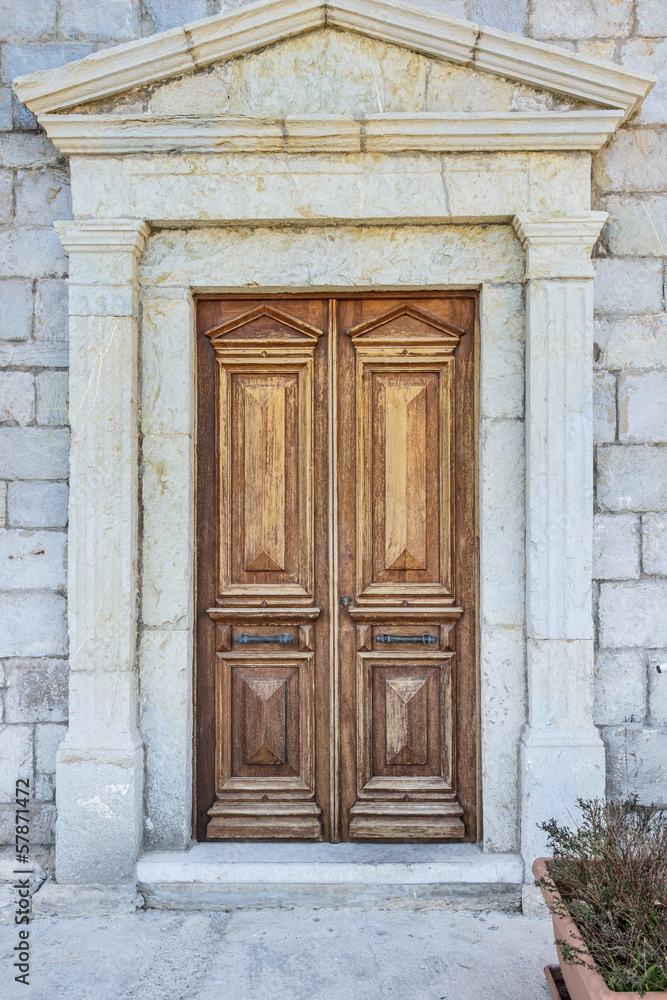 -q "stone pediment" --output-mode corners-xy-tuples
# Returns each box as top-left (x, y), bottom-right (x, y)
(13, 0), (655, 155)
